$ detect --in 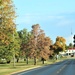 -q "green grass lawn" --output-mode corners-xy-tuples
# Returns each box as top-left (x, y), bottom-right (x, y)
(0, 62), (40, 75)
(0, 57), (68, 75)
